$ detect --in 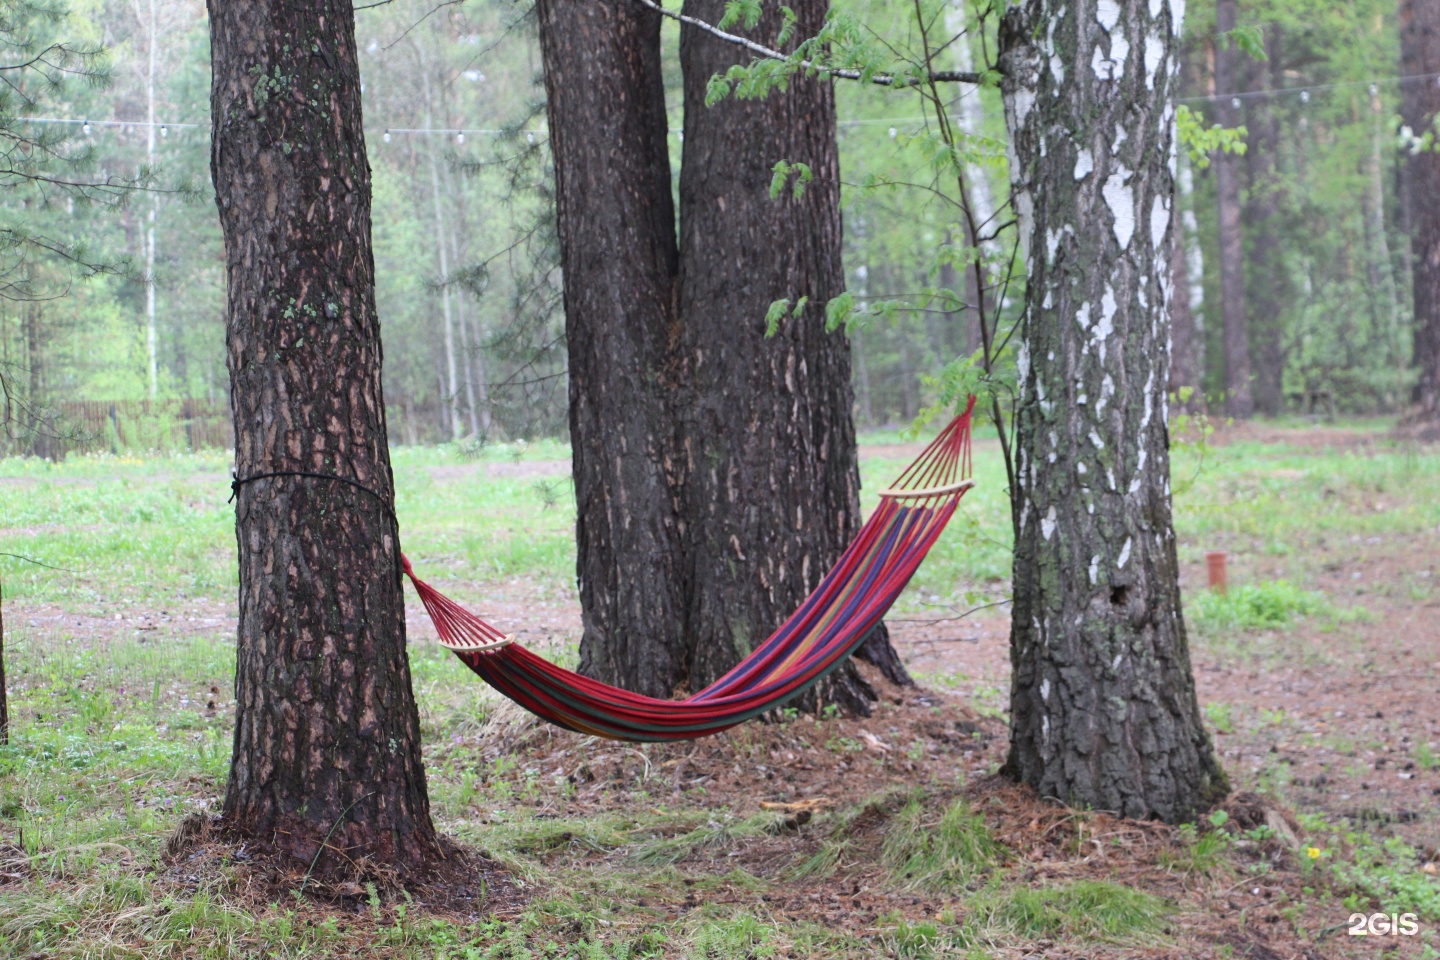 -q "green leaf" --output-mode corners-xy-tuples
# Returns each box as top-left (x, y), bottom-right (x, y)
(1175, 105), (1247, 168)
(769, 160), (813, 199)
(776, 6), (798, 47)
(764, 298), (791, 338)
(1217, 25), (1266, 61)
(720, 0), (762, 30)
(769, 160), (791, 200)
(705, 74), (733, 107)
(824, 291), (855, 333)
